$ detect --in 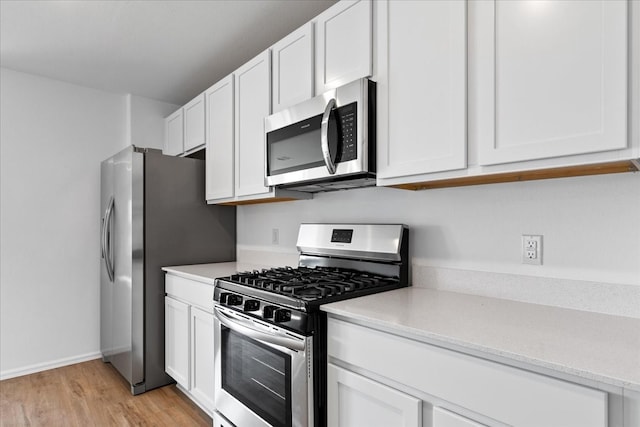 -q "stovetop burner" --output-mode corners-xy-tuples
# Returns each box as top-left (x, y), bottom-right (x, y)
(227, 266), (399, 301)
